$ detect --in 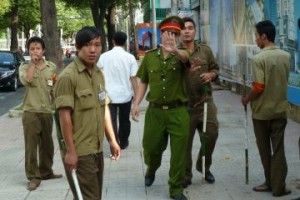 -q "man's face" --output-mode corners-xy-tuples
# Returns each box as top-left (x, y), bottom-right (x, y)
(181, 21), (196, 43)
(77, 36), (102, 66)
(254, 29), (264, 49)
(29, 42), (44, 61)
